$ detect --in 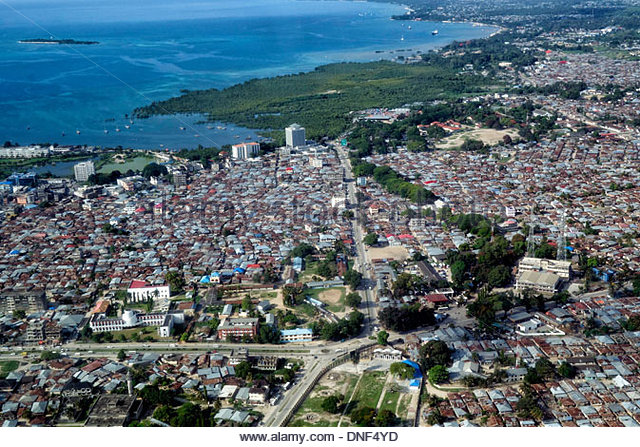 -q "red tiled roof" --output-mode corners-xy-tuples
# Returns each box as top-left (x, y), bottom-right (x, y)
(424, 293), (448, 303)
